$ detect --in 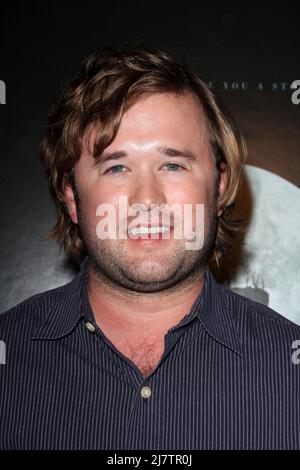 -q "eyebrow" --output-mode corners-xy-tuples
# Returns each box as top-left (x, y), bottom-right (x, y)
(95, 145), (197, 165)
(156, 144), (197, 161)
